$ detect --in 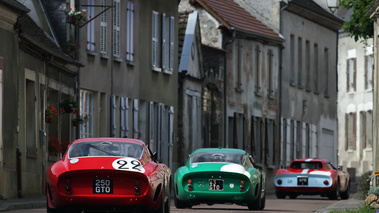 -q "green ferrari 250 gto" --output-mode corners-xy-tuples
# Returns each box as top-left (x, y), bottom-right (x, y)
(174, 148), (266, 210)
